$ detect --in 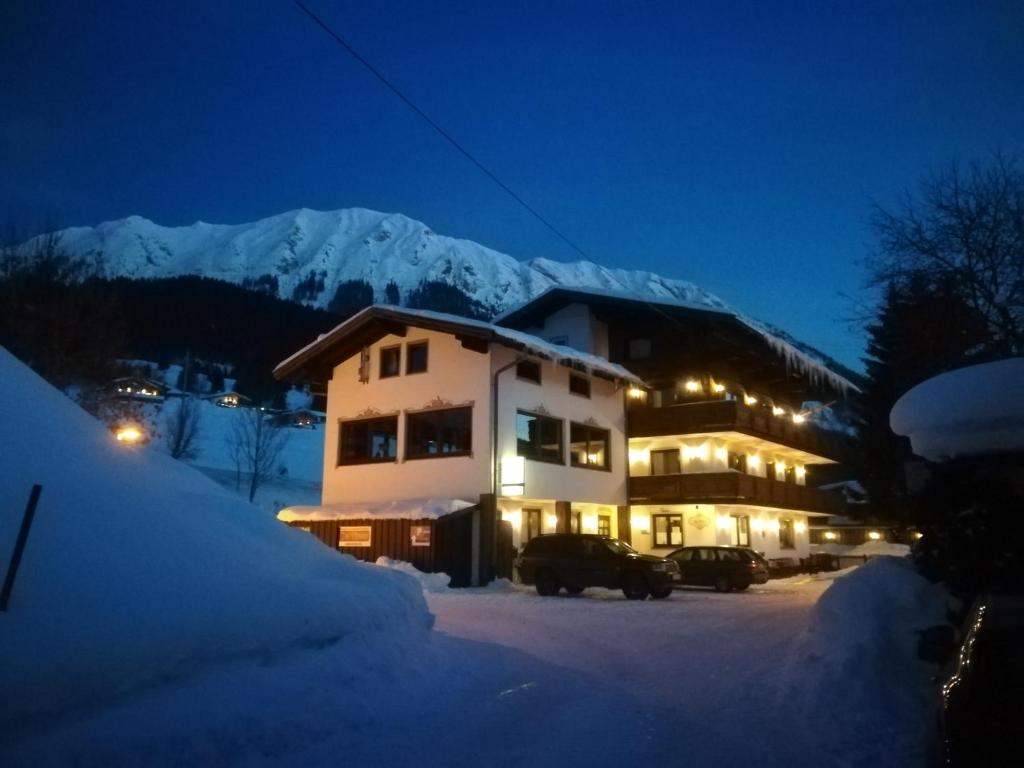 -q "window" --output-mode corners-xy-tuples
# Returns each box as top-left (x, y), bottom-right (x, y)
(571, 510), (582, 533)
(568, 374), (591, 398)
(765, 460), (776, 481)
(406, 407), (472, 459)
(652, 514), (683, 547)
(516, 360), (541, 384)
(597, 514), (611, 537)
(784, 465), (796, 484)
(728, 451), (747, 473)
(650, 448), (681, 476)
(406, 341), (428, 374)
(730, 515), (751, 547)
(516, 411), (563, 464)
(339, 416), (397, 465)
(629, 338), (652, 359)
(779, 518), (795, 549)
(569, 422), (610, 470)
(379, 346), (401, 378)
